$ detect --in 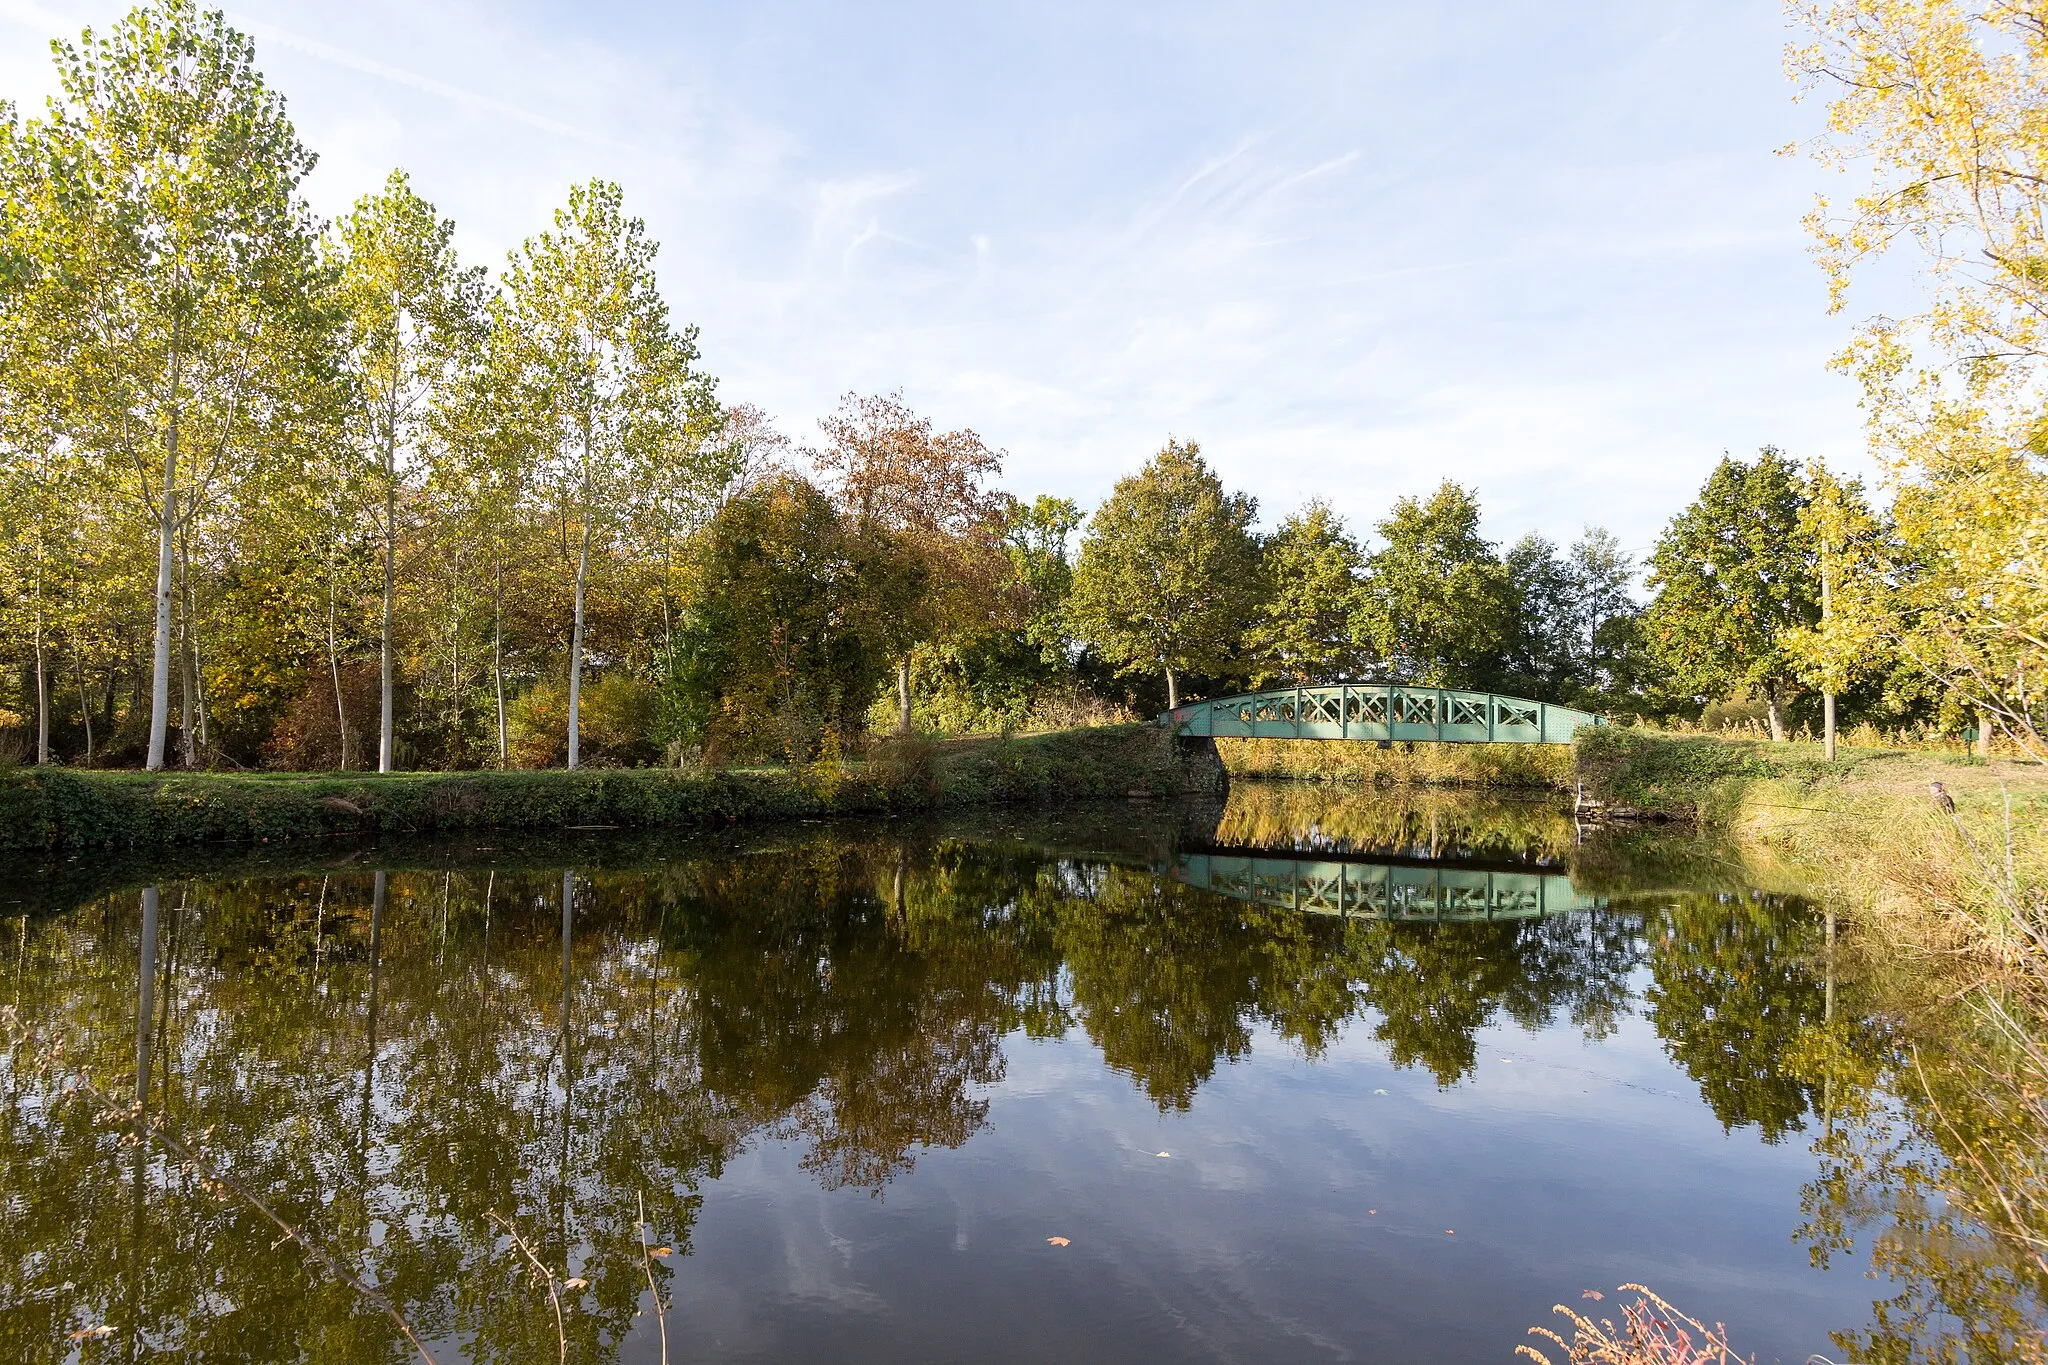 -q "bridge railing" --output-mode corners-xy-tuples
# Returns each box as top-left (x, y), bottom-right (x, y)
(1160, 684), (1602, 744)
(1173, 851), (1601, 920)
